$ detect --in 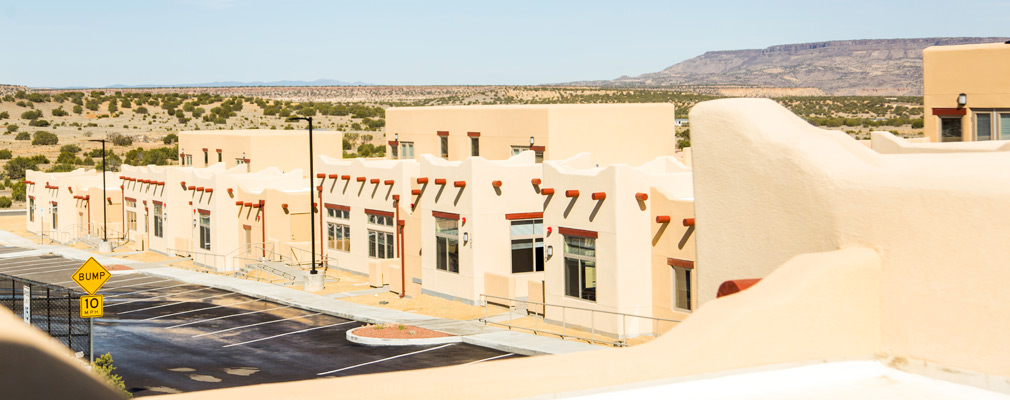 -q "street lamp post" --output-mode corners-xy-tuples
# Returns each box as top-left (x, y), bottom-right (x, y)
(286, 117), (323, 290)
(87, 139), (110, 252)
